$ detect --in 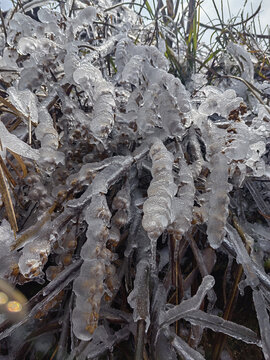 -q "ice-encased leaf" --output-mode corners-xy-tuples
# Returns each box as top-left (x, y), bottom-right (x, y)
(0, 219), (15, 251)
(37, 8), (61, 23)
(115, 37), (133, 75)
(8, 12), (42, 44)
(252, 289), (270, 359)
(18, 66), (44, 92)
(73, 59), (116, 143)
(159, 275), (215, 327)
(0, 220), (20, 279)
(119, 40), (169, 85)
(112, 180), (131, 228)
(127, 259), (150, 330)
(122, 55), (146, 87)
(7, 87), (38, 124)
(198, 87), (243, 118)
(168, 331), (206, 360)
(17, 37), (42, 55)
(207, 153), (231, 249)
(185, 127), (205, 177)
(91, 156), (134, 196)
(227, 41), (254, 81)
(17, 36), (60, 61)
(73, 59), (100, 86)
(171, 153), (195, 249)
(155, 331), (177, 360)
(0, 122), (39, 160)
(72, 260), (106, 340)
(225, 121), (250, 162)
(76, 326), (129, 360)
(226, 223), (259, 288)
(64, 44), (80, 83)
(136, 84), (161, 134)
(150, 68), (191, 136)
(35, 108), (58, 147)
(18, 236), (51, 280)
(67, 156), (134, 208)
(35, 107), (64, 167)
(183, 310), (260, 345)
(246, 141), (266, 174)
(71, 6), (96, 36)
